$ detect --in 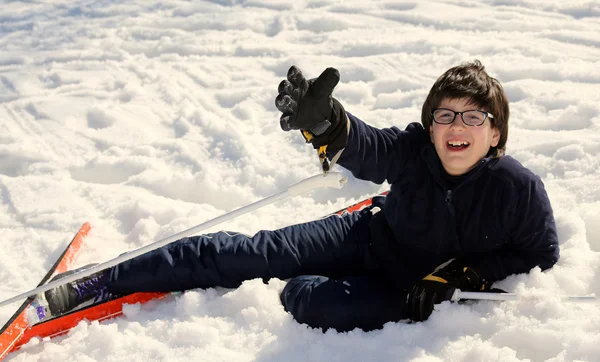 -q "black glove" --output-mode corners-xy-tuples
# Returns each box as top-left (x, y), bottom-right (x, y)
(406, 259), (490, 322)
(275, 66), (348, 171)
